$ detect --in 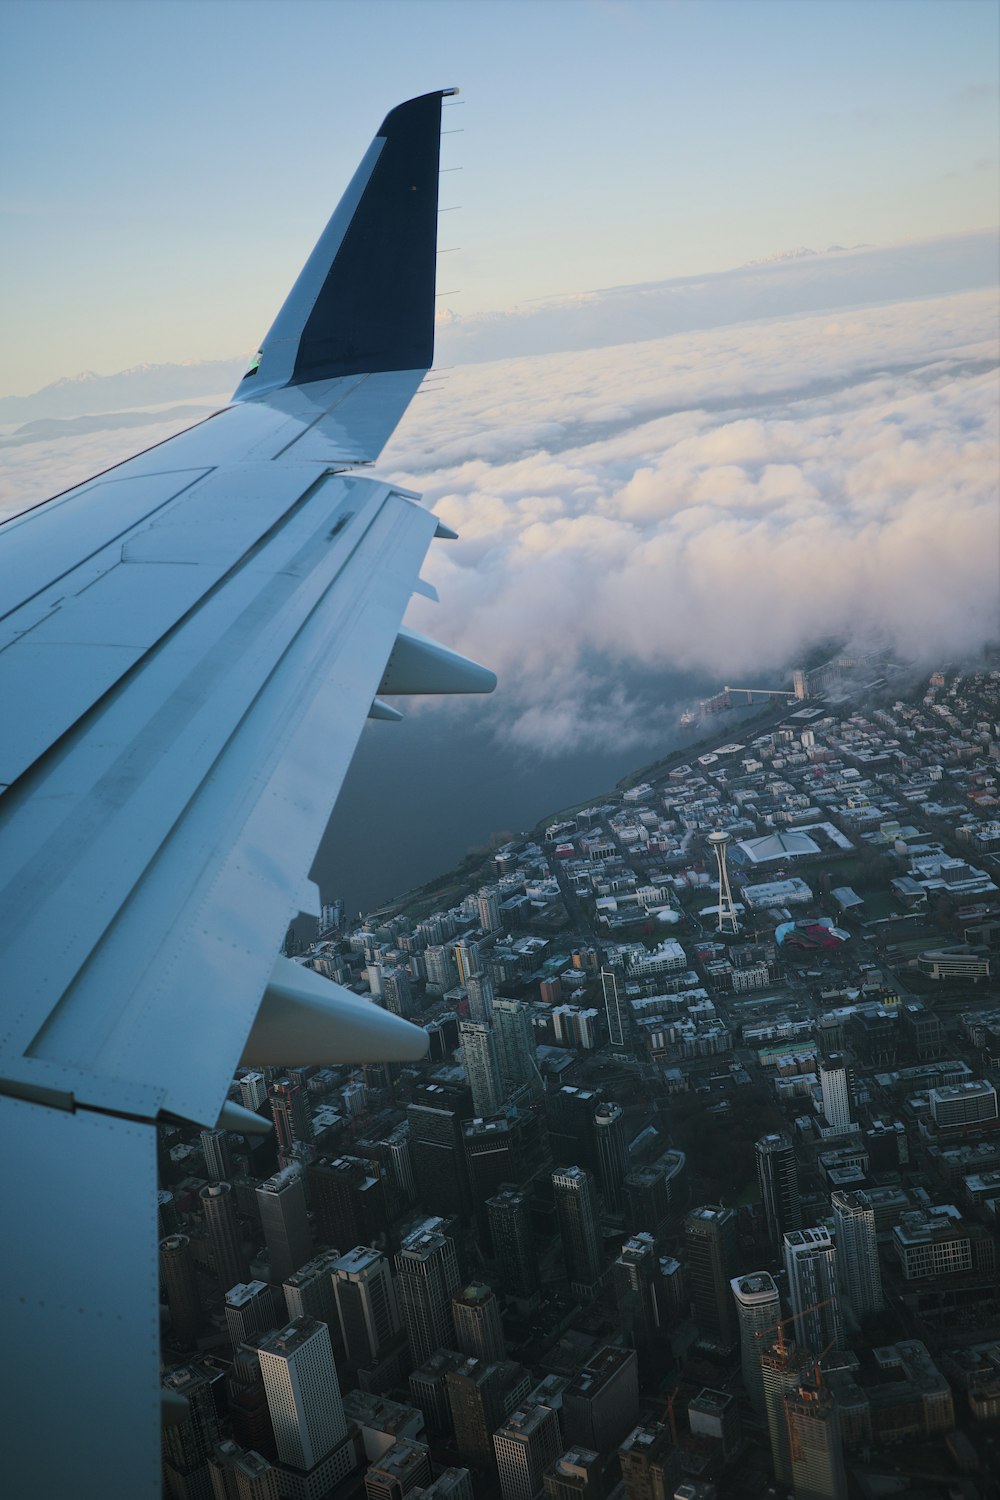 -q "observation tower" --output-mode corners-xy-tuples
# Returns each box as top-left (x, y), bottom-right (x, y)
(707, 831), (739, 935)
